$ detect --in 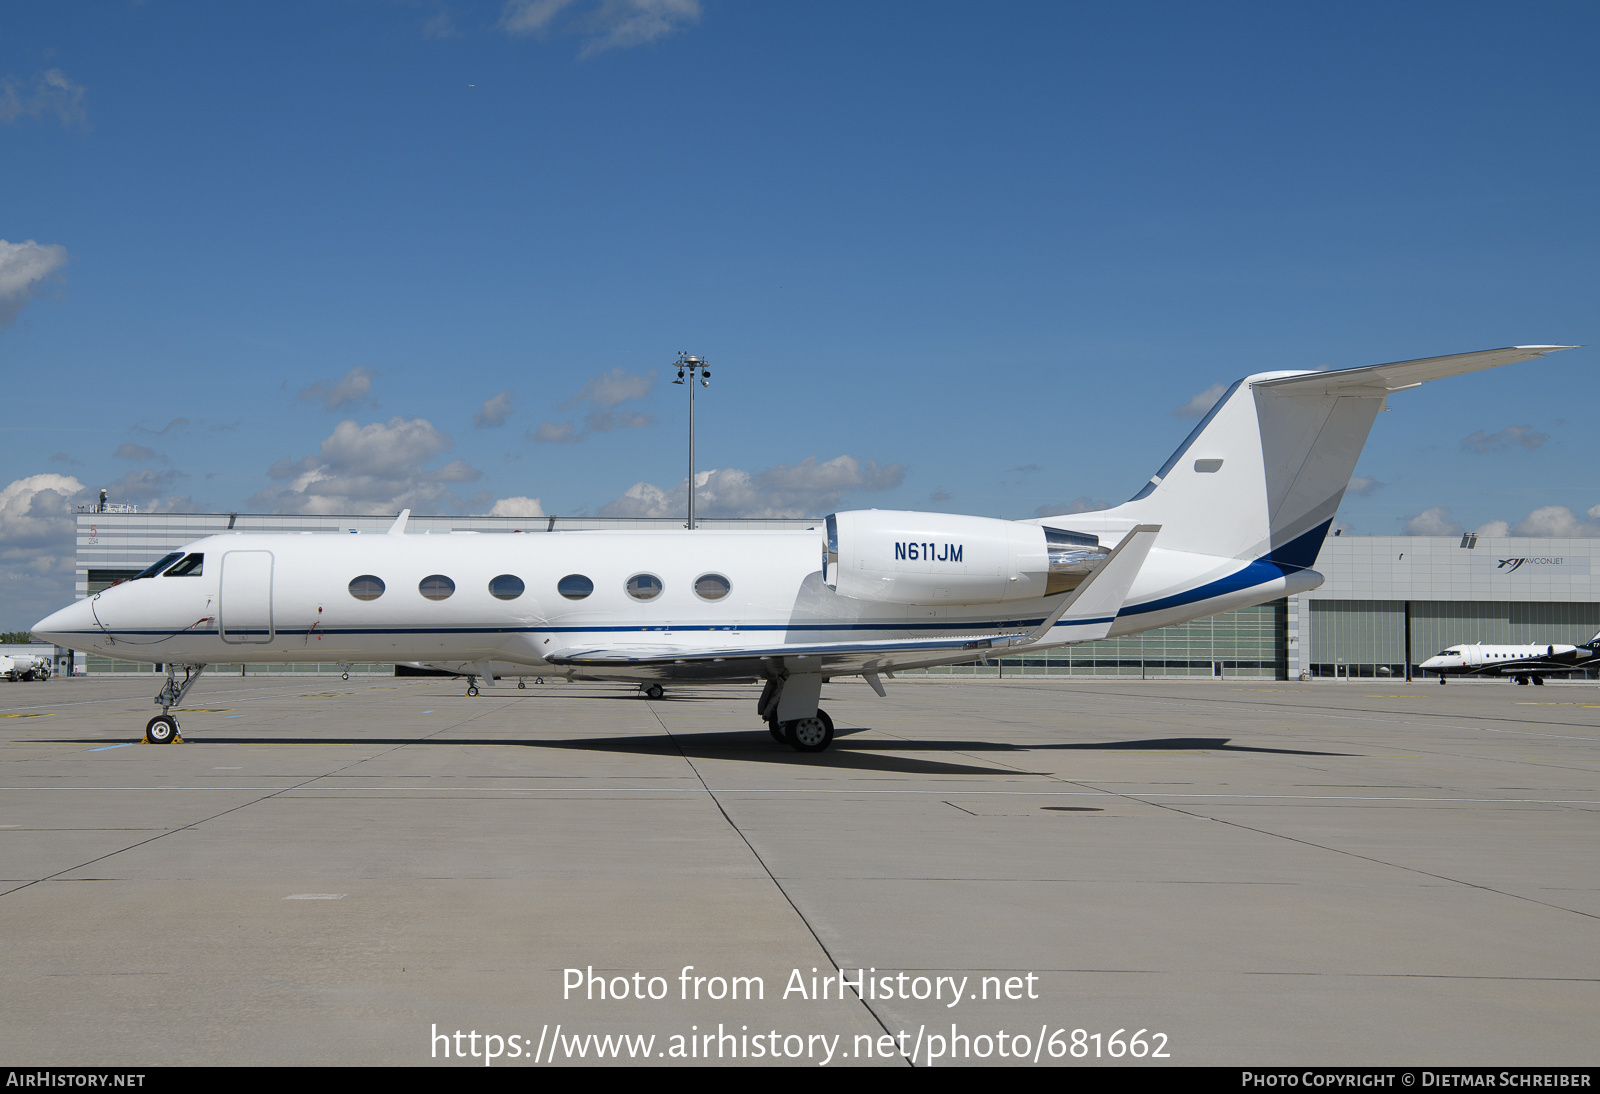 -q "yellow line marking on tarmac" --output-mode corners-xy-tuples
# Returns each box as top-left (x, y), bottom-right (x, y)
(0, 713), (51, 718)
